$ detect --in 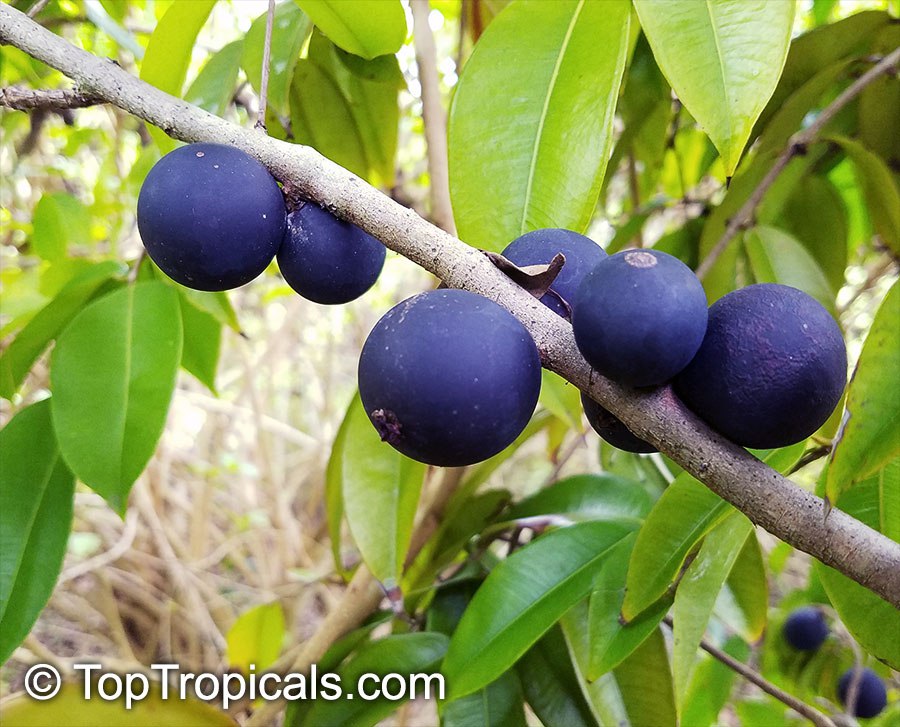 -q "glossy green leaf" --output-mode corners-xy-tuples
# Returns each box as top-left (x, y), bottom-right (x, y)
(442, 670), (526, 727)
(340, 395), (426, 588)
(622, 474), (732, 621)
(0, 399), (75, 663)
(681, 636), (749, 727)
(830, 135), (900, 256)
(517, 627), (596, 727)
(672, 512), (753, 712)
(718, 531), (768, 643)
(859, 26), (900, 169)
(178, 291), (221, 394)
(0, 261), (126, 400)
(225, 602), (285, 672)
(242, 2), (311, 115)
(588, 535), (671, 678)
(449, 0), (631, 251)
(300, 633), (448, 727)
(139, 0), (216, 151)
(563, 600), (676, 727)
(178, 288), (241, 334)
(539, 370), (583, 431)
(506, 473), (652, 525)
(32, 193), (91, 260)
(634, 0), (795, 175)
(443, 520), (636, 699)
(827, 281), (899, 502)
(778, 174), (848, 292)
(185, 40), (244, 116)
(0, 683), (234, 726)
(743, 226), (835, 313)
(294, 0), (406, 60)
(325, 393), (355, 579)
(817, 460), (900, 670)
(50, 282), (183, 513)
